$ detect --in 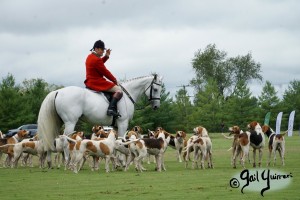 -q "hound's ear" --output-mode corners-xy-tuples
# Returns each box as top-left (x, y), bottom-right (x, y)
(249, 121), (258, 130)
